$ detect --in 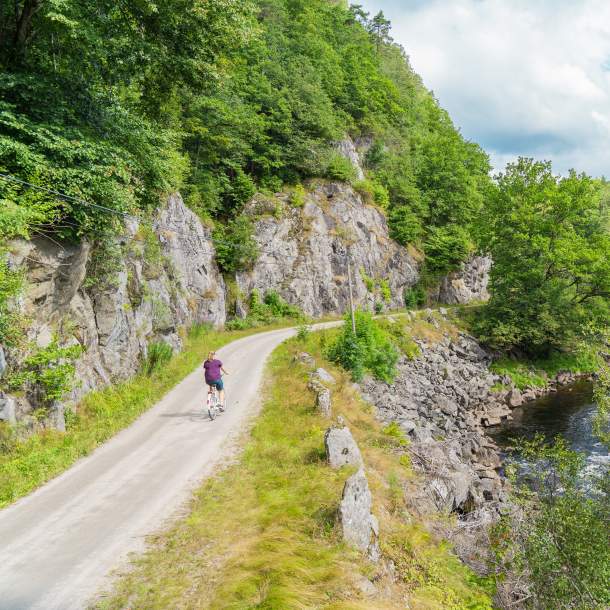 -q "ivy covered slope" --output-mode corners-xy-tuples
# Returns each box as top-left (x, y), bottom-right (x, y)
(0, 0), (489, 274)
